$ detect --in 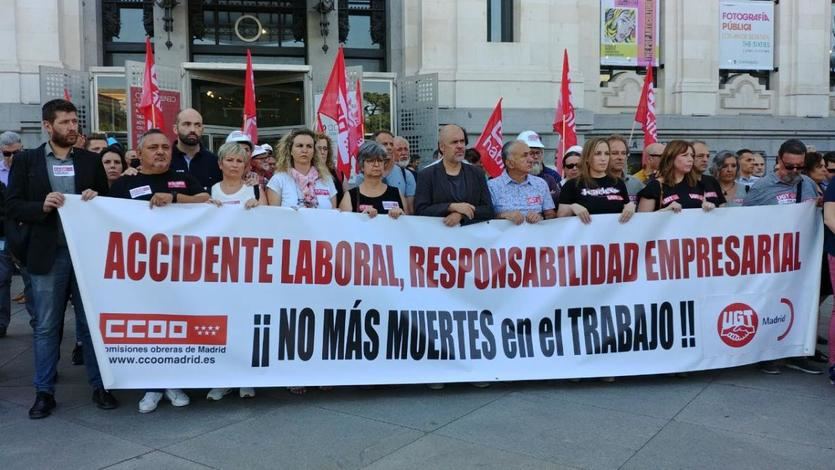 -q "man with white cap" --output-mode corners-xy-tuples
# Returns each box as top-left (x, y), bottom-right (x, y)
(248, 144), (275, 186)
(517, 130), (560, 204)
(170, 108), (221, 192)
(225, 130), (253, 156)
